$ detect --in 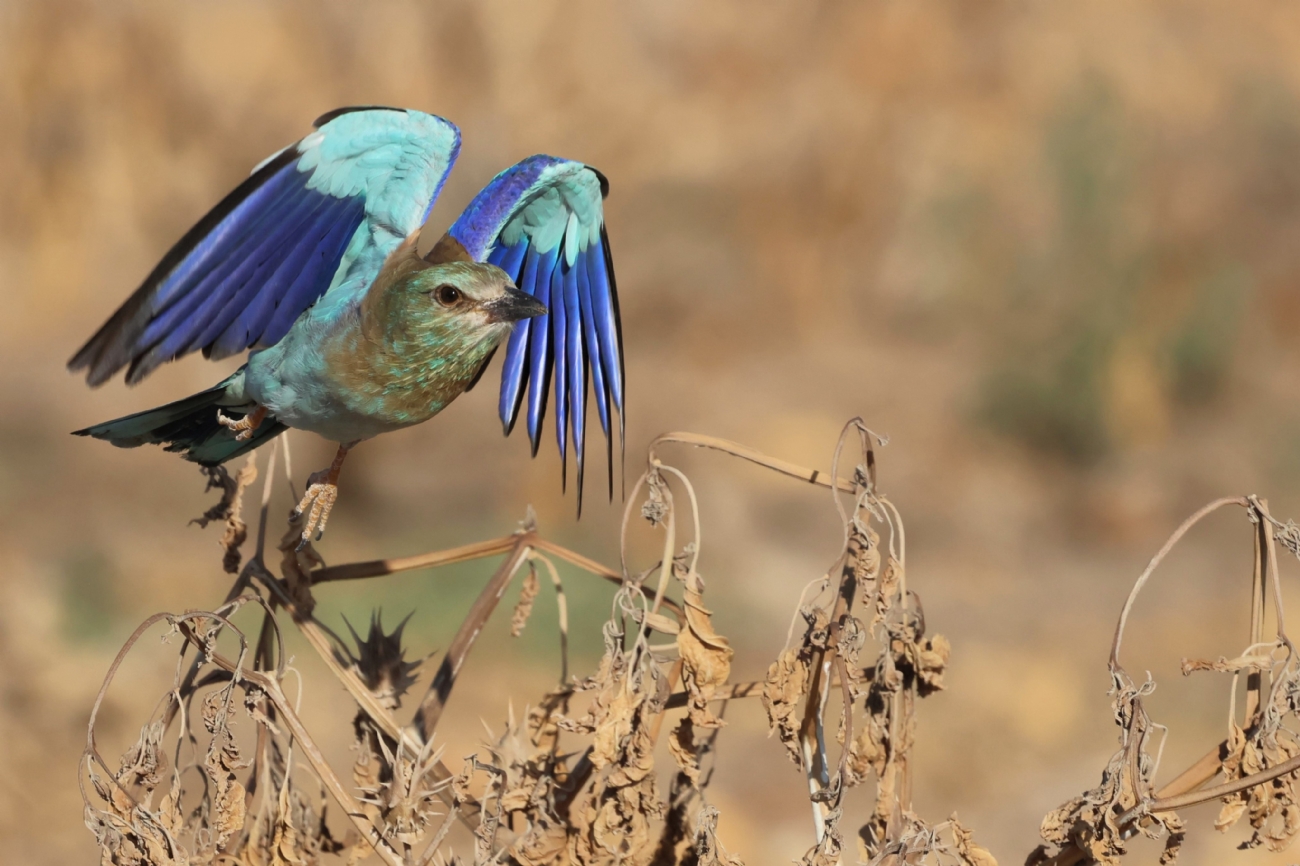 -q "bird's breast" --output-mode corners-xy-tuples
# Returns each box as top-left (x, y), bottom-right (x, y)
(319, 318), (483, 430)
